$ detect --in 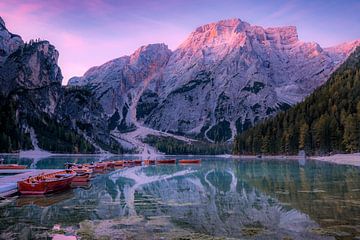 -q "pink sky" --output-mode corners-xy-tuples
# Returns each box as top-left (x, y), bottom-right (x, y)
(0, 0), (359, 84)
